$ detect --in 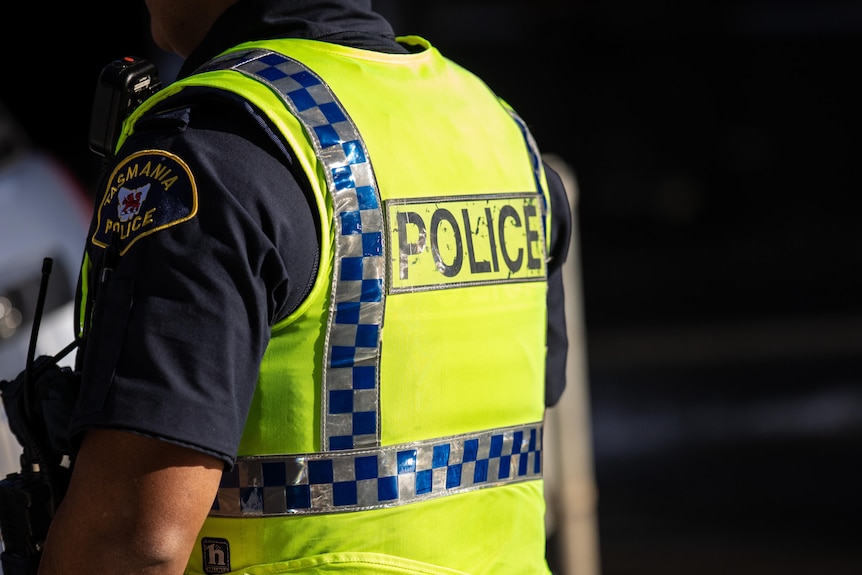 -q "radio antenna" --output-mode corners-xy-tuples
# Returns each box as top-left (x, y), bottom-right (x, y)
(24, 258), (54, 416)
